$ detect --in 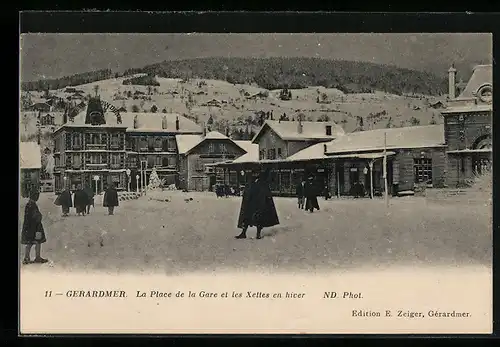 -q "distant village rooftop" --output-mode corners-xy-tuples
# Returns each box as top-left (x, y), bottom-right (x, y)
(252, 120), (345, 143)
